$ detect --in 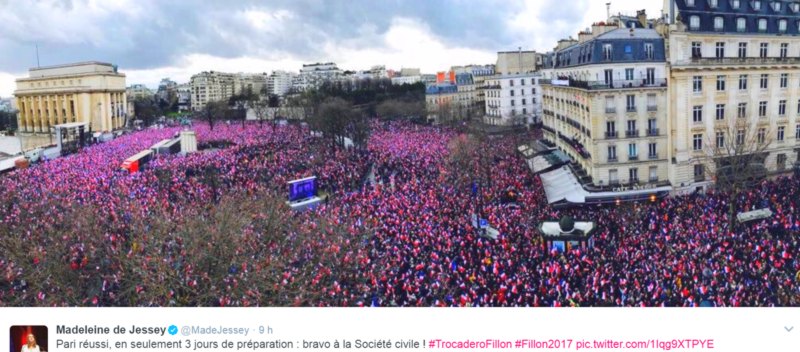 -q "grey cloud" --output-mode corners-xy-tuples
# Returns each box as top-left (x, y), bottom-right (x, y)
(0, 0), (527, 72)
